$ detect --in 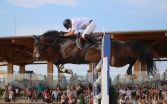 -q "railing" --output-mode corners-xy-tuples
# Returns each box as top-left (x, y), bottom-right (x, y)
(0, 72), (164, 89)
